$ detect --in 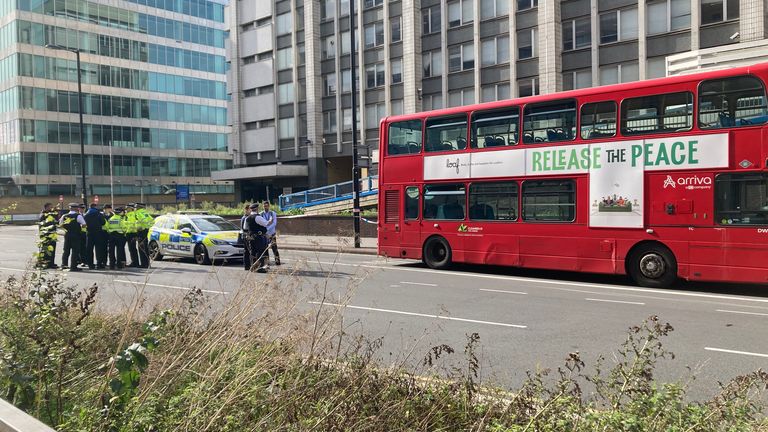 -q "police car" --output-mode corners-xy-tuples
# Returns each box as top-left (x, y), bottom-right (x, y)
(147, 212), (244, 265)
